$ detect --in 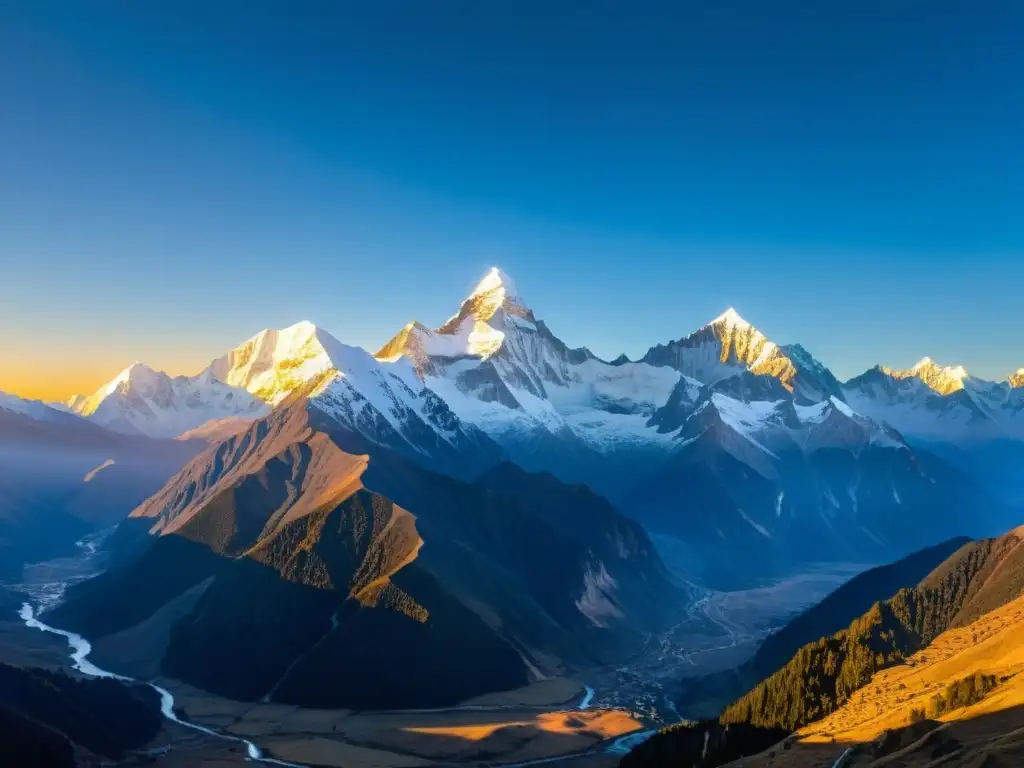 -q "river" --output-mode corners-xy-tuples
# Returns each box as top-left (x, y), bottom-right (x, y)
(13, 533), (644, 766)
(14, 531), (307, 767)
